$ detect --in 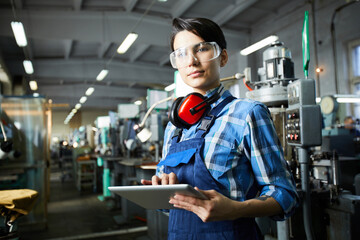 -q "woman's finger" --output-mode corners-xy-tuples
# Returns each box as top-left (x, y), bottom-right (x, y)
(151, 175), (160, 185)
(141, 179), (152, 185)
(169, 172), (178, 184)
